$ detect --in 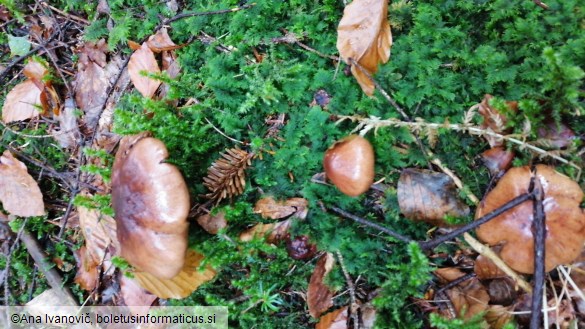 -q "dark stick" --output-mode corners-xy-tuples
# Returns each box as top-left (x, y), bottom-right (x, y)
(435, 272), (476, 295)
(328, 206), (413, 244)
(530, 174), (546, 329)
(161, 3), (256, 26)
(419, 192), (532, 250)
(327, 192), (533, 250)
